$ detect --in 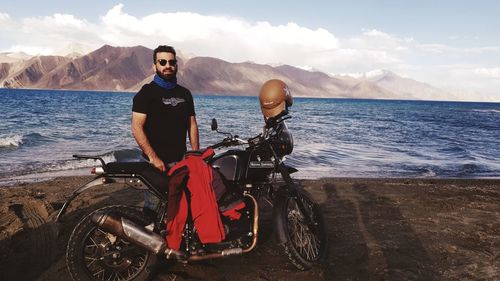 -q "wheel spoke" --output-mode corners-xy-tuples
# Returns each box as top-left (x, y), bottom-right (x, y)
(84, 256), (99, 267)
(116, 271), (125, 281)
(92, 268), (105, 277)
(89, 236), (100, 247)
(83, 229), (149, 280)
(286, 196), (323, 261)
